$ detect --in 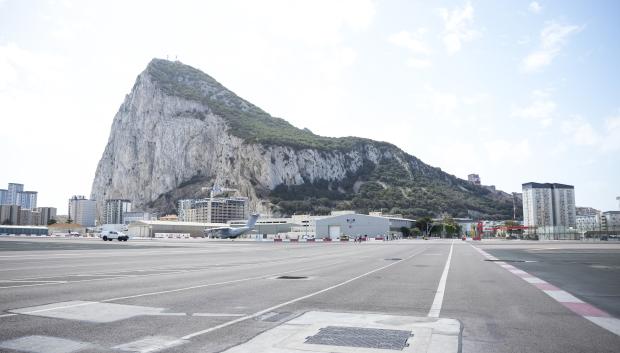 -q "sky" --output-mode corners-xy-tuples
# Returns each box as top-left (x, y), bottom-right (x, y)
(1, 0), (619, 214)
